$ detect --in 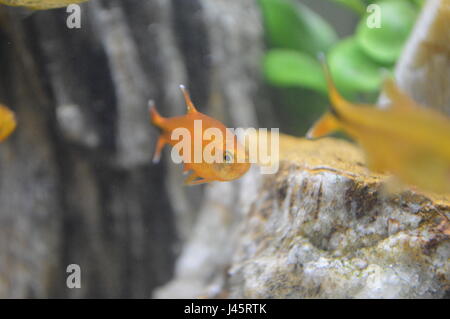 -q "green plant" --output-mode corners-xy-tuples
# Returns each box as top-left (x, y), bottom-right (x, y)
(260, 0), (422, 97)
